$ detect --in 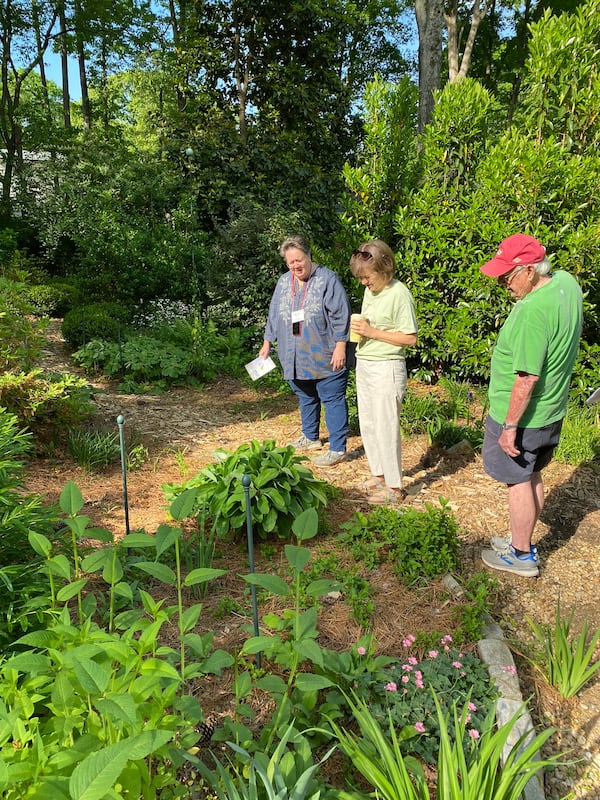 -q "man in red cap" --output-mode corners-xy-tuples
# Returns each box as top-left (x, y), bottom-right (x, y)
(479, 234), (583, 577)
